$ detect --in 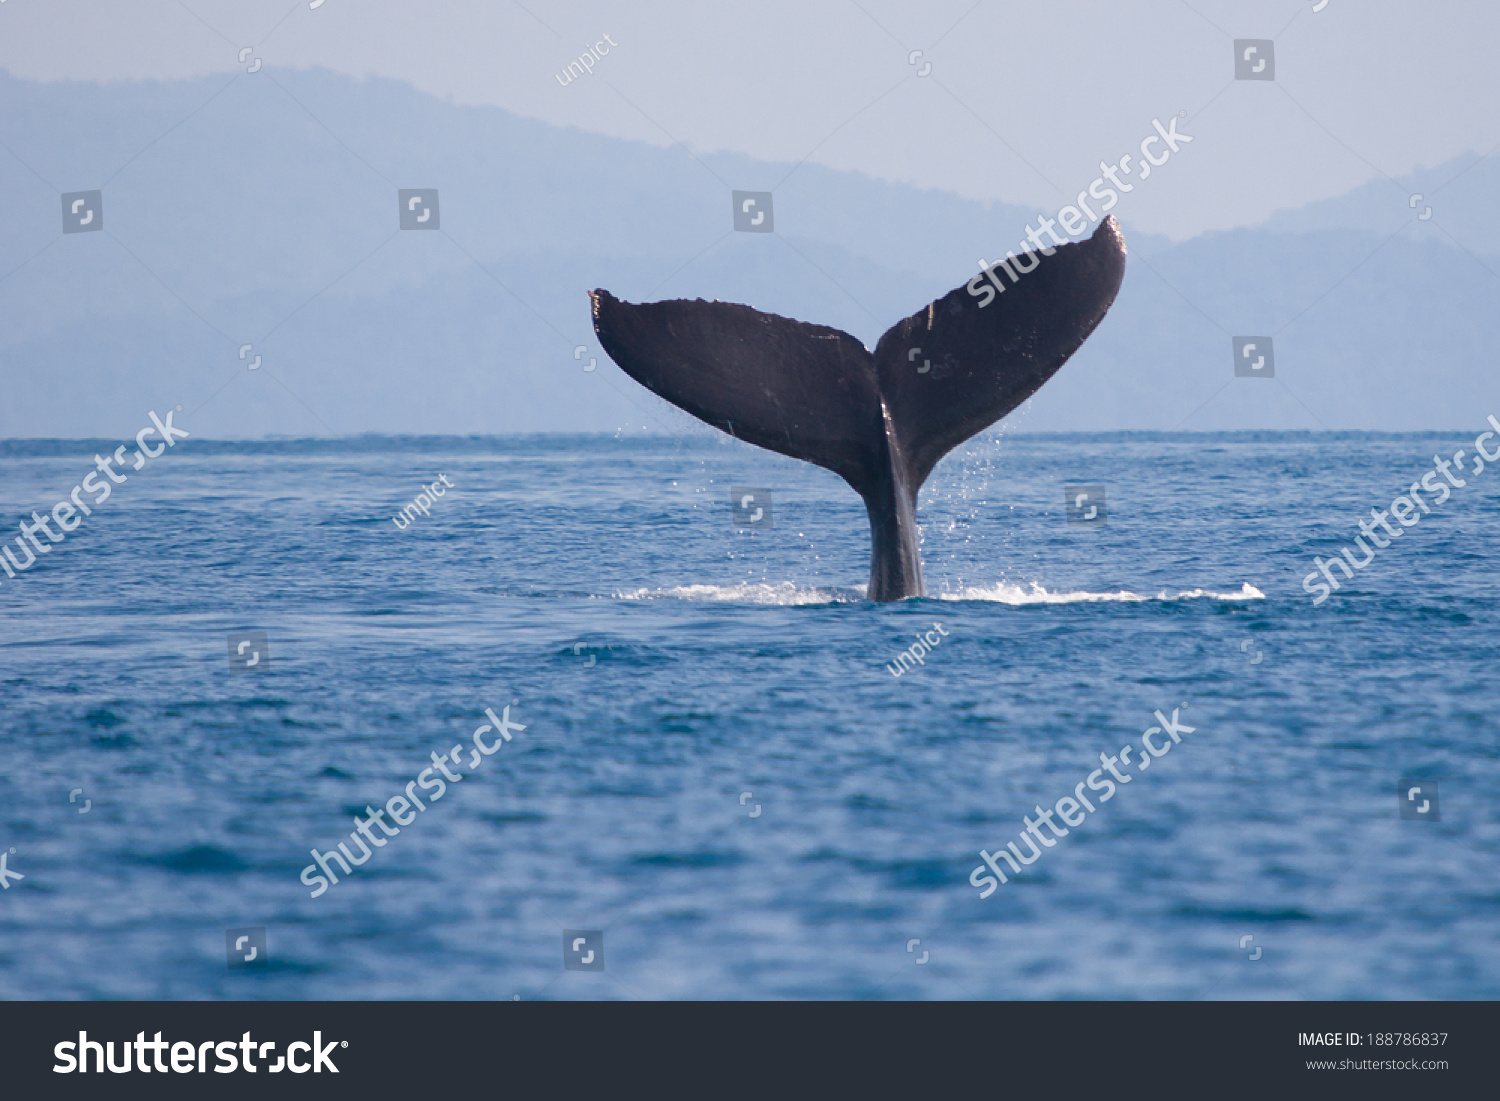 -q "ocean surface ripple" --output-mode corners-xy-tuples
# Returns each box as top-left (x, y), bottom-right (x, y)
(0, 431), (1495, 1000)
